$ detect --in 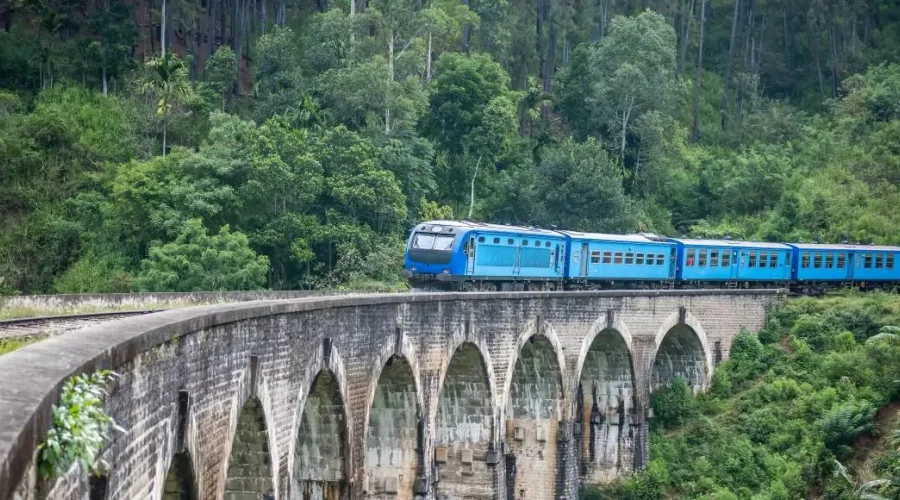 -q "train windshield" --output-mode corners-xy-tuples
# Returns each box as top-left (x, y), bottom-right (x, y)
(412, 233), (455, 251)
